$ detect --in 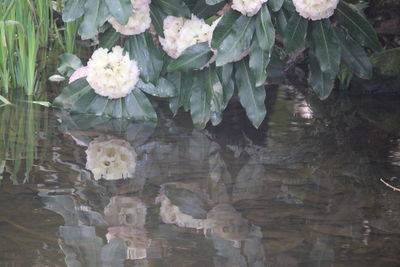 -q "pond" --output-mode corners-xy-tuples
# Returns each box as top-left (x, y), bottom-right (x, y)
(1, 85), (400, 266)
